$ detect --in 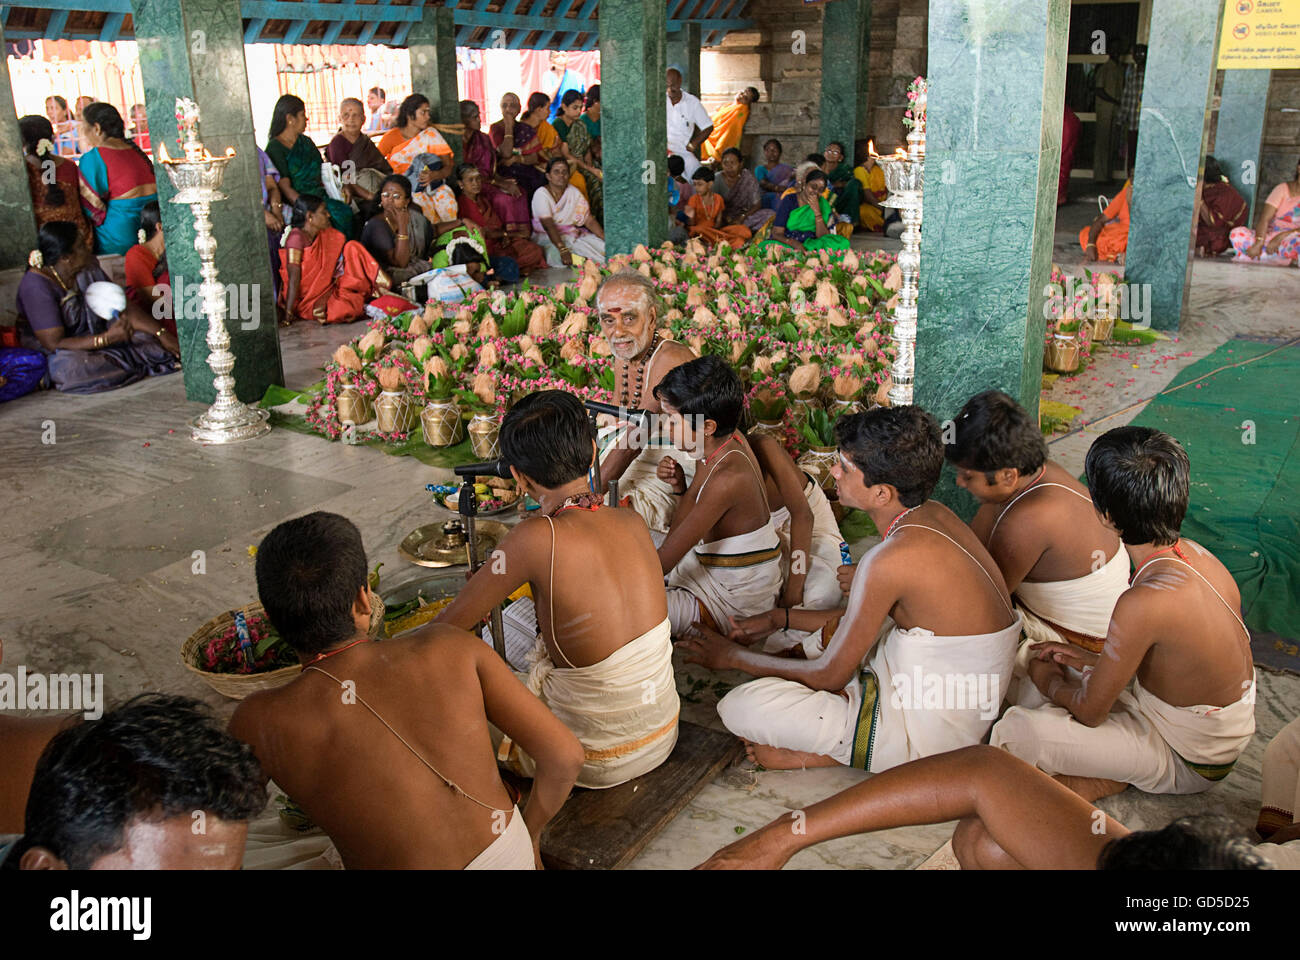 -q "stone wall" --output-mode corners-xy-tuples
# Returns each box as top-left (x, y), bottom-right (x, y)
(699, 0), (927, 167)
